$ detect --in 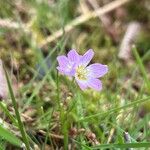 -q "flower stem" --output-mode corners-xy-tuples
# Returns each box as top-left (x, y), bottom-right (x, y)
(56, 71), (68, 150)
